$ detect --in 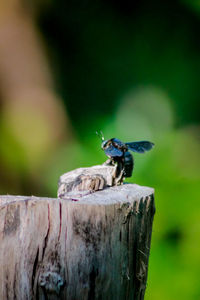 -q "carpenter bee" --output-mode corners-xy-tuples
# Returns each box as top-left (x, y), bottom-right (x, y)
(97, 131), (154, 179)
